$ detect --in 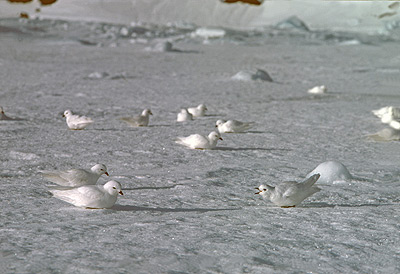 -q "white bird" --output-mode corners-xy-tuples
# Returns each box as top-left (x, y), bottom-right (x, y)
(63, 109), (93, 130)
(50, 180), (123, 209)
(373, 106), (400, 121)
(187, 104), (207, 117)
(372, 106), (400, 119)
(372, 106), (400, 129)
(120, 109), (153, 127)
(215, 119), (254, 133)
(175, 131), (222, 149)
(41, 164), (109, 187)
(255, 174), (321, 208)
(308, 85), (327, 94)
(177, 109), (193, 122)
